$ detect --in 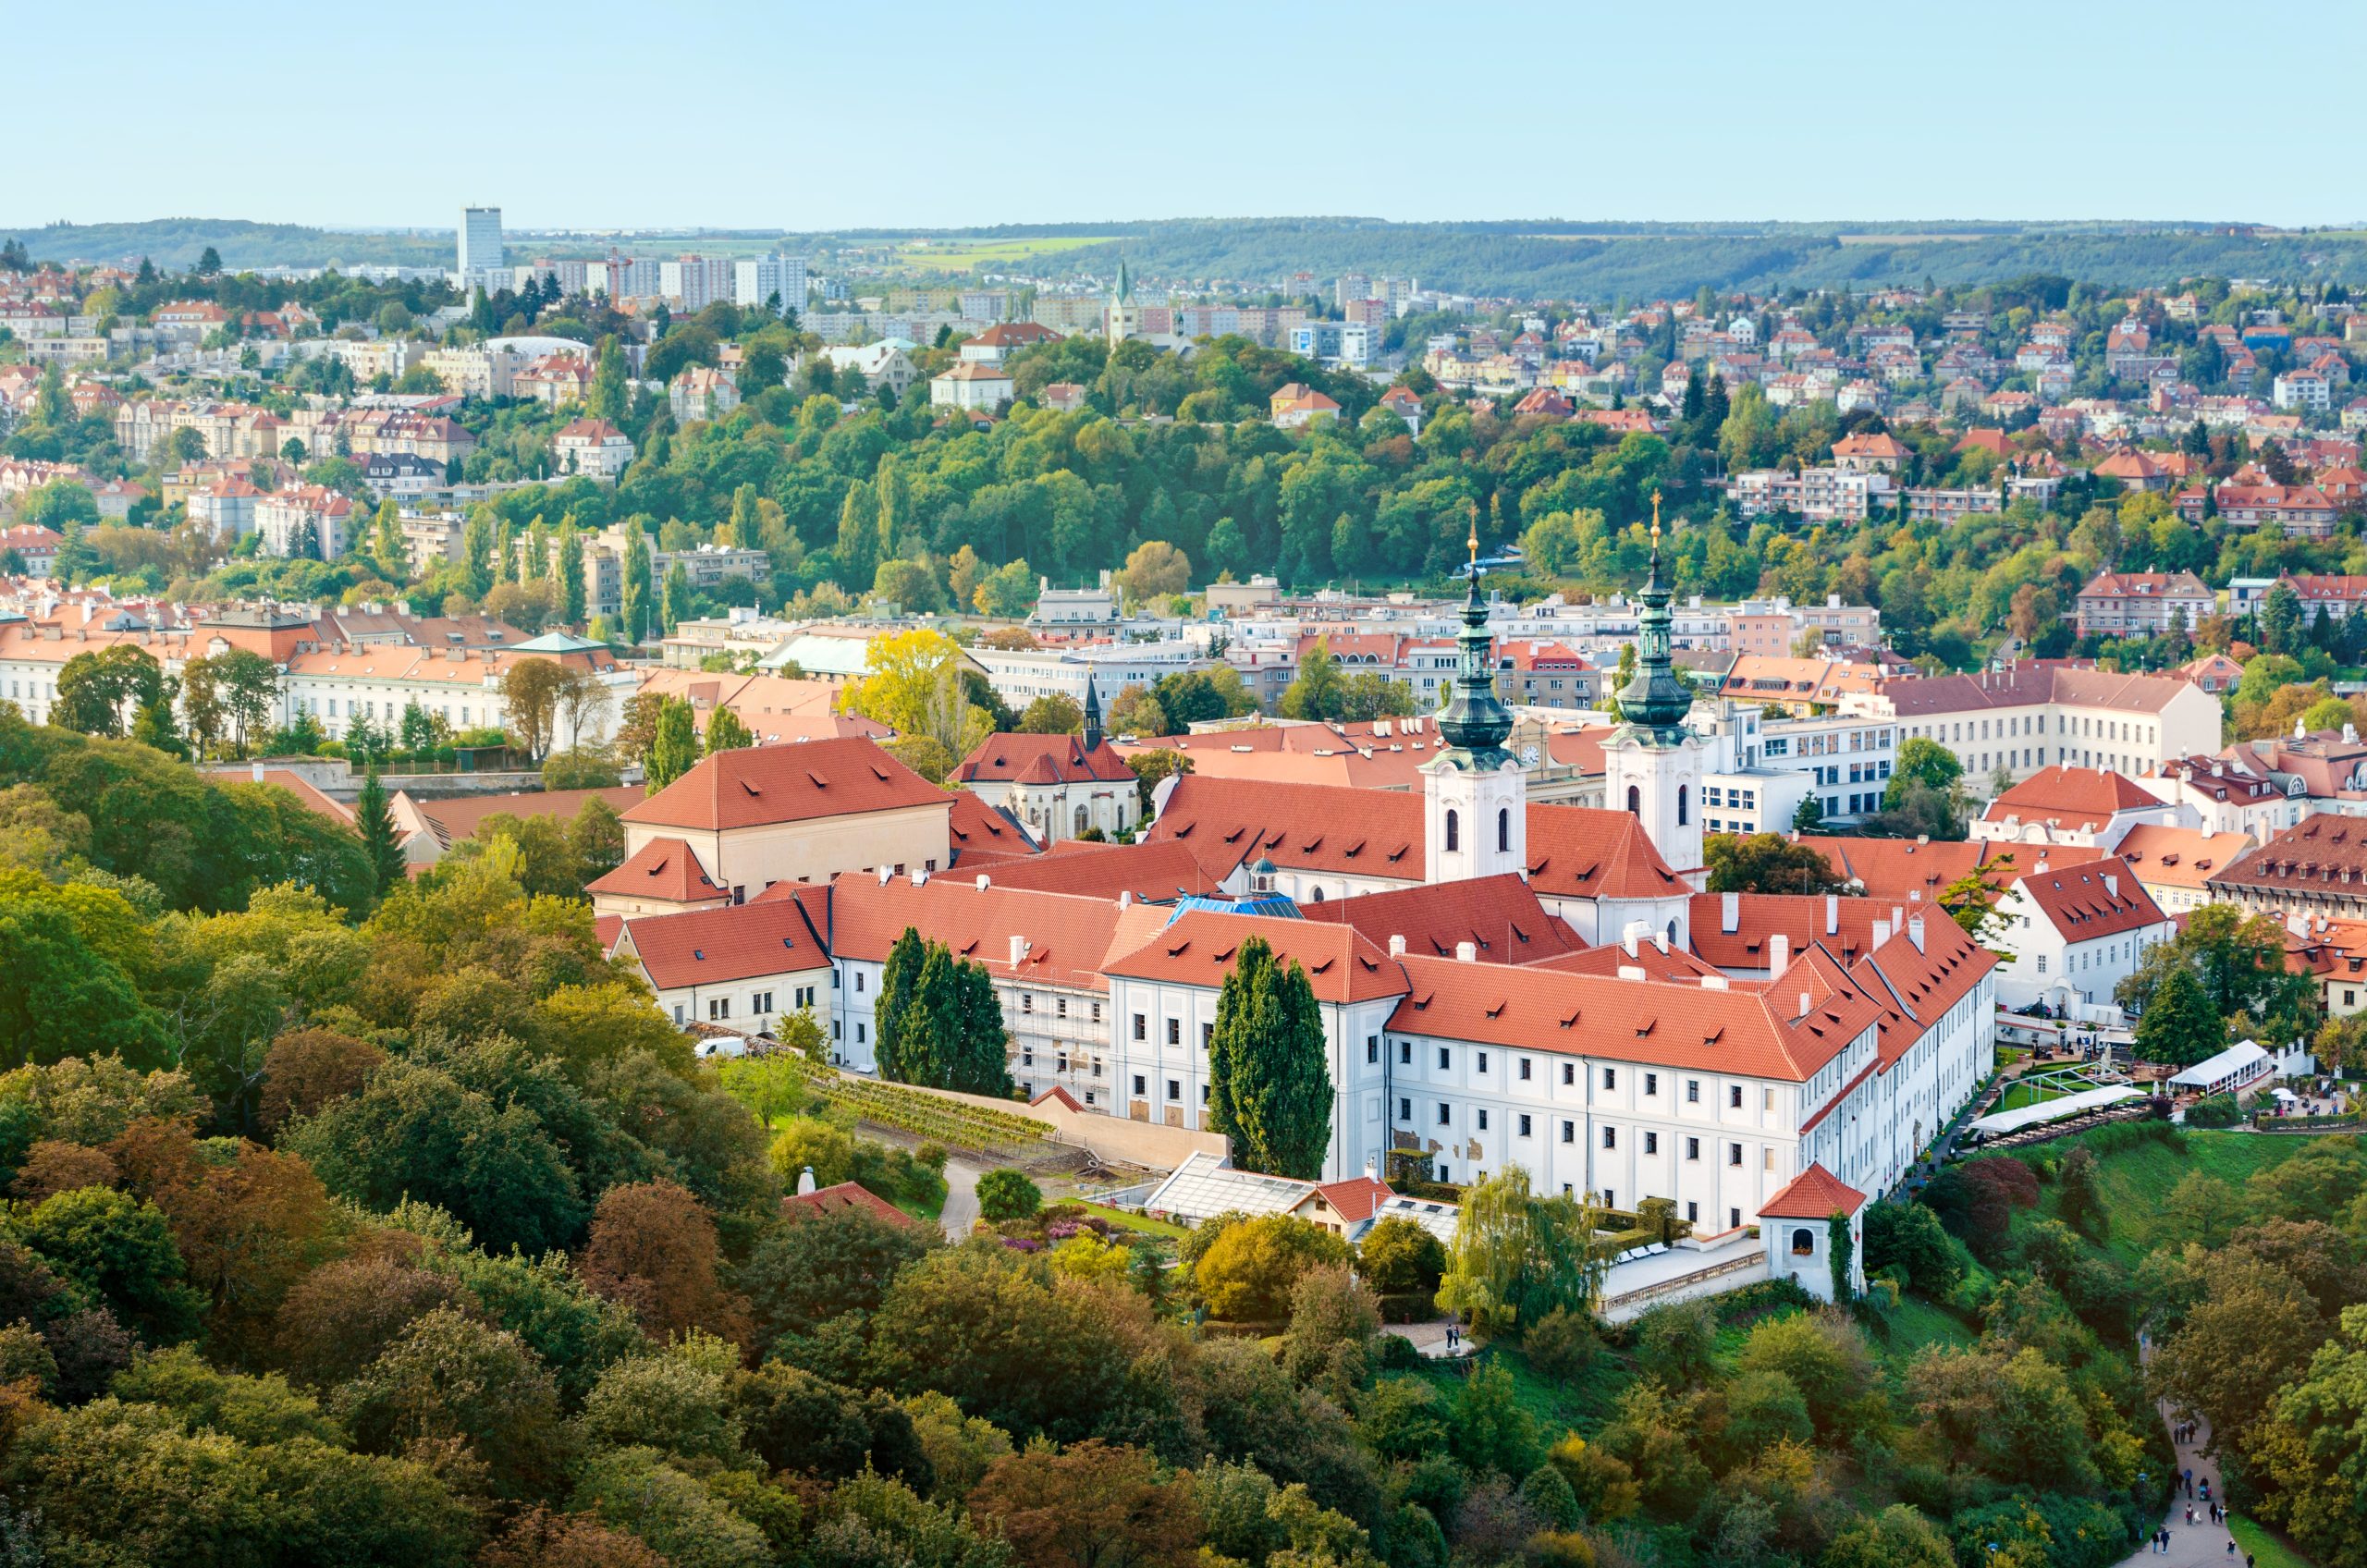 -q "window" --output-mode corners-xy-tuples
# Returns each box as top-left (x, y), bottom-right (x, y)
(1022, 993), (1033, 1013)
(1167, 1079), (1181, 1102)
(1477, 1051), (1490, 1074)
(1497, 807), (1510, 852)
(1731, 1207), (1741, 1231)
(1092, 1003), (1102, 1023)
(1561, 1120), (1575, 1143)
(1645, 1072), (1658, 1096)
(1686, 1202), (1699, 1224)
(1764, 1147), (1776, 1172)
(1602, 1067), (1617, 1091)
(1056, 998), (1067, 1018)
(753, 991), (772, 1014)
(1763, 1088), (1774, 1112)
(1625, 783), (1640, 815)
(1728, 1143), (1743, 1166)
(2037, 956), (2048, 974)
(1444, 809), (1459, 851)
(1790, 1228), (1816, 1257)
(1438, 1047), (1451, 1070)
(1686, 1079), (1700, 1103)
(1167, 1018), (1181, 1046)
(1436, 1103), (1451, 1126)
(708, 998), (730, 1020)
(1132, 1074), (1146, 1096)
(1201, 1022), (1213, 1049)
(1519, 1057), (1532, 1081)
(1602, 1189), (1614, 1210)
(1477, 1109), (1489, 1131)
(1644, 1131), (1659, 1155)
(1729, 1085), (1744, 1109)
(856, 1023), (867, 1044)
(1398, 1097), (1412, 1121)
(1601, 1126), (1617, 1150)
(1517, 1114), (1532, 1137)
(1367, 1036), (1380, 1064)
(1686, 1137), (1700, 1160)
(1676, 784), (1688, 826)
(1400, 1040), (1412, 1065)
(855, 972), (865, 993)
(1563, 1063), (1575, 1085)
(1133, 1013), (1147, 1040)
